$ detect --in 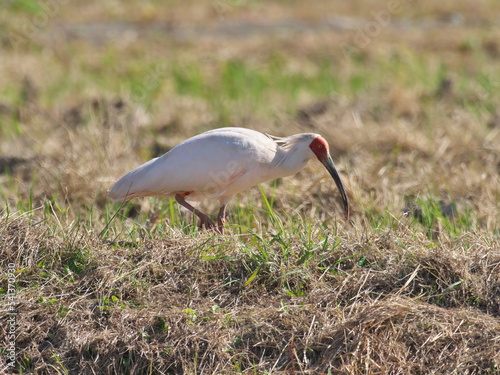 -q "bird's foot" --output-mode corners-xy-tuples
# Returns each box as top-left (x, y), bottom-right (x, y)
(217, 218), (226, 235)
(217, 213), (229, 235)
(197, 217), (222, 234)
(216, 205), (228, 235)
